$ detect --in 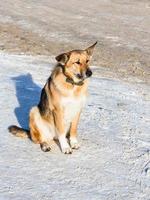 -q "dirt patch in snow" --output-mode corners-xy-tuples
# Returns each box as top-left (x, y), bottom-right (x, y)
(0, 0), (150, 82)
